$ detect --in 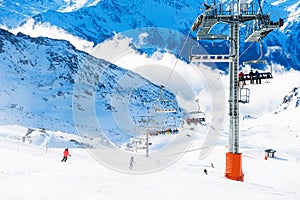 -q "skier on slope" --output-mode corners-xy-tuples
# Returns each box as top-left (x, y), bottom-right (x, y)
(129, 156), (135, 170)
(61, 148), (71, 162)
